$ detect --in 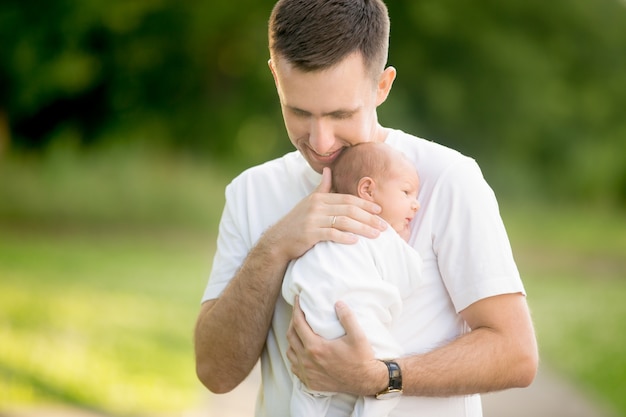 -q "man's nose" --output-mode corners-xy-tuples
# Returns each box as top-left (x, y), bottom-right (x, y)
(309, 118), (335, 155)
